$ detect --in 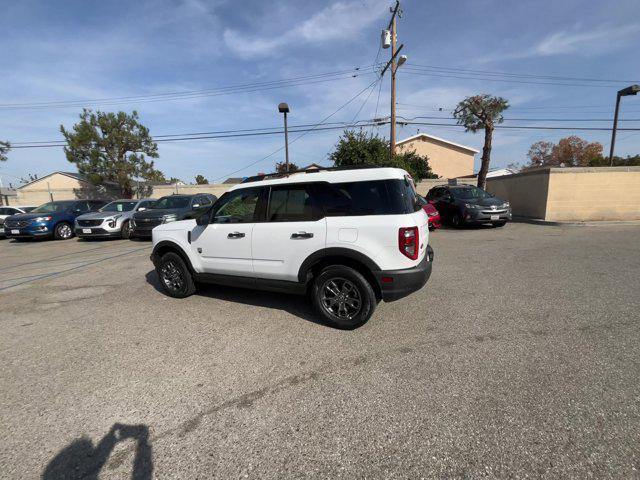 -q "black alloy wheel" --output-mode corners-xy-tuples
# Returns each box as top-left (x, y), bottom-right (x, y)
(157, 252), (196, 298)
(312, 265), (376, 329)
